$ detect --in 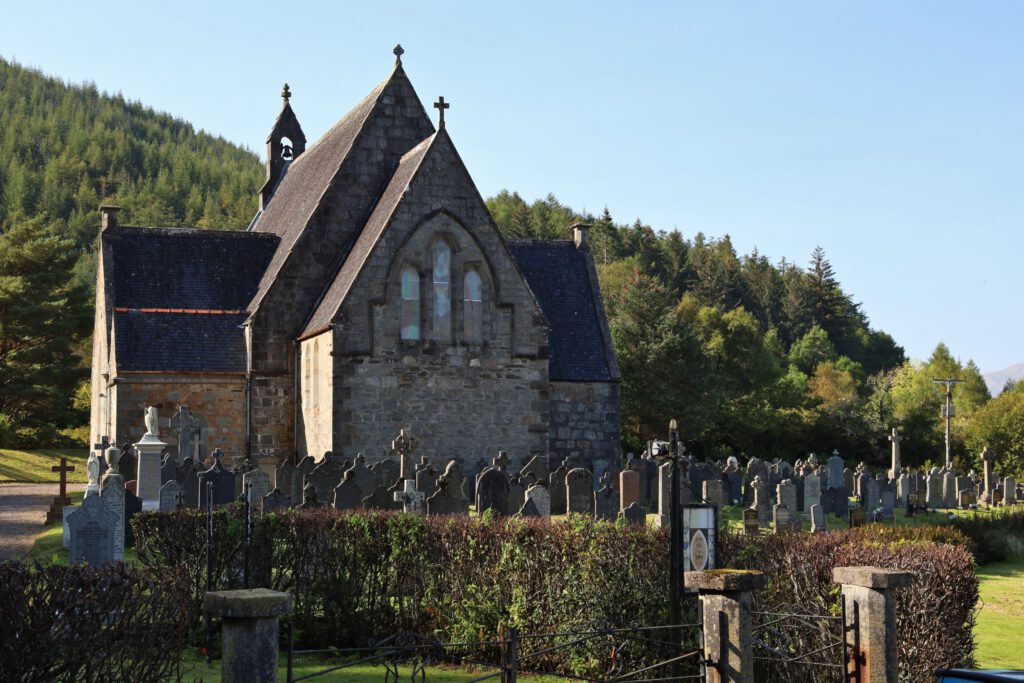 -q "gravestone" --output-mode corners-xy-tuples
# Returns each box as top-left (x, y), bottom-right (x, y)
(810, 504), (825, 533)
(62, 504), (77, 548)
(655, 463), (672, 528)
(426, 461), (469, 515)
(843, 468), (854, 496)
(594, 473), (617, 521)
(1004, 477), (1017, 506)
(879, 488), (895, 521)
(477, 468), (511, 516)
(943, 470), (958, 509)
(244, 469), (272, 514)
(897, 474), (910, 508)
(865, 478), (880, 515)
(160, 455), (176, 486)
(703, 479), (725, 509)
(297, 482), (322, 510)
(198, 450), (237, 508)
(620, 501), (646, 526)
(849, 507), (866, 528)
(776, 479), (797, 514)
(414, 457), (438, 498)
(118, 443), (138, 483)
(566, 468), (594, 515)
(361, 485), (394, 510)
(369, 457), (400, 491)
(804, 474), (822, 516)
(750, 475), (770, 527)
(620, 469), (640, 513)
(507, 476), (526, 513)
(170, 405), (201, 464)
(393, 479), (427, 514)
(956, 476), (973, 506)
(743, 508), (760, 535)
(548, 462), (569, 515)
(159, 480), (183, 512)
(134, 416), (165, 512)
(123, 488), (142, 547)
(391, 429), (419, 481)
(333, 471), (363, 510)
(519, 454), (550, 484)
(68, 494), (117, 565)
(46, 457), (76, 522)
(263, 488), (290, 512)
(100, 473), (125, 561)
(520, 484), (551, 519)
(724, 465), (743, 504)
(958, 490), (977, 508)
(980, 447), (997, 506)
(888, 427), (902, 479)
(180, 460), (200, 508)
(926, 469), (943, 508)
(856, 472), (872, 507)
(276, 460), (296, 508)
(307, 453), (347, 503)
(773, 504), (796, 534)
